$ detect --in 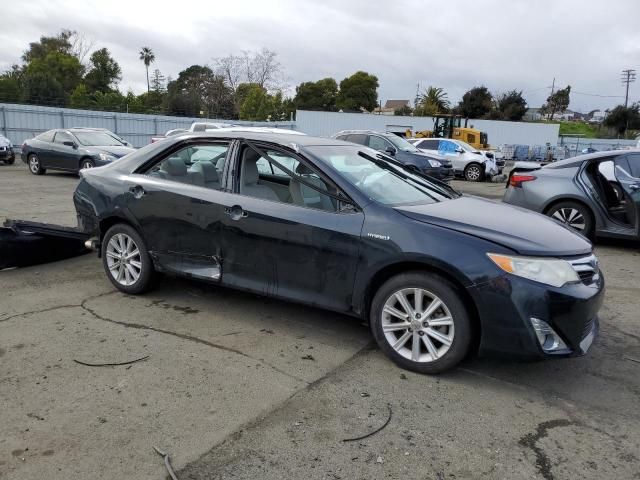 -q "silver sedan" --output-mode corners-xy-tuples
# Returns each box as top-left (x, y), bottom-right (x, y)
(503, 150), (640, 240)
